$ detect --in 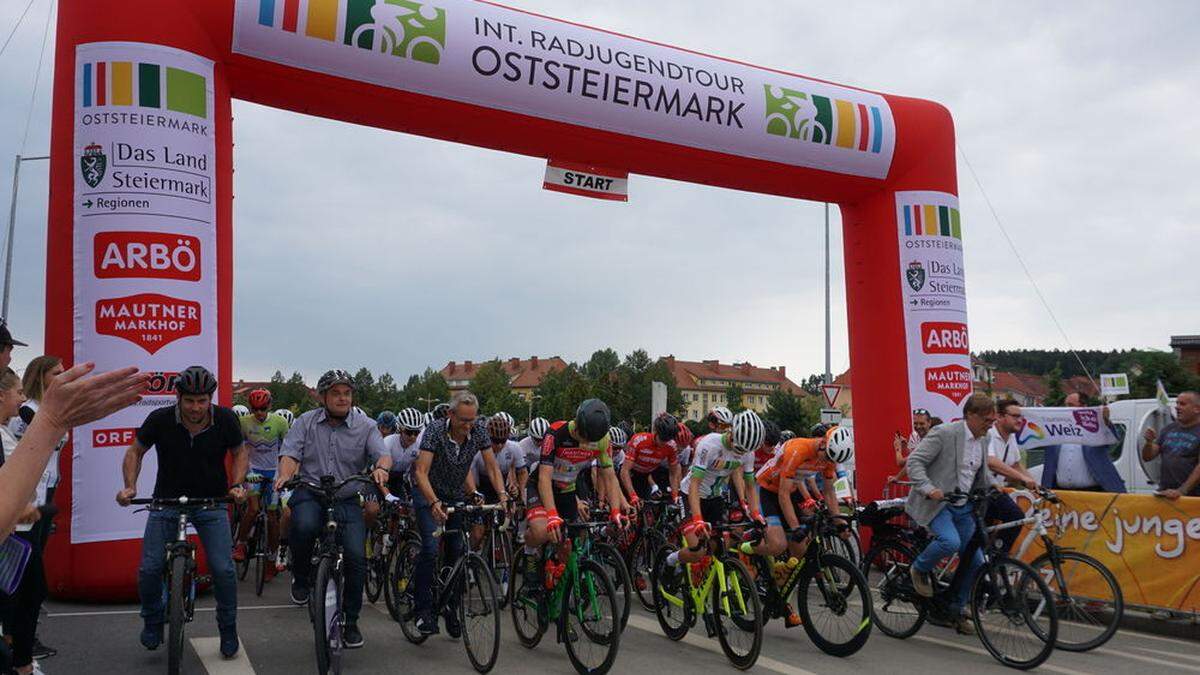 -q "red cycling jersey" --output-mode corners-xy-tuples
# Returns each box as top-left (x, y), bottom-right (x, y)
(624, 432), (679, 474)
